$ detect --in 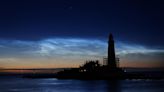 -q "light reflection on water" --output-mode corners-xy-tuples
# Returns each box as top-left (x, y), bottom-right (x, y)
(0, 77), (164, 92)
